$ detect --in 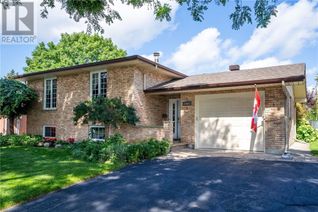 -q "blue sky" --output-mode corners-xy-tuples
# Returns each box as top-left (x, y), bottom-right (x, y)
(0, 0), (317, 89)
